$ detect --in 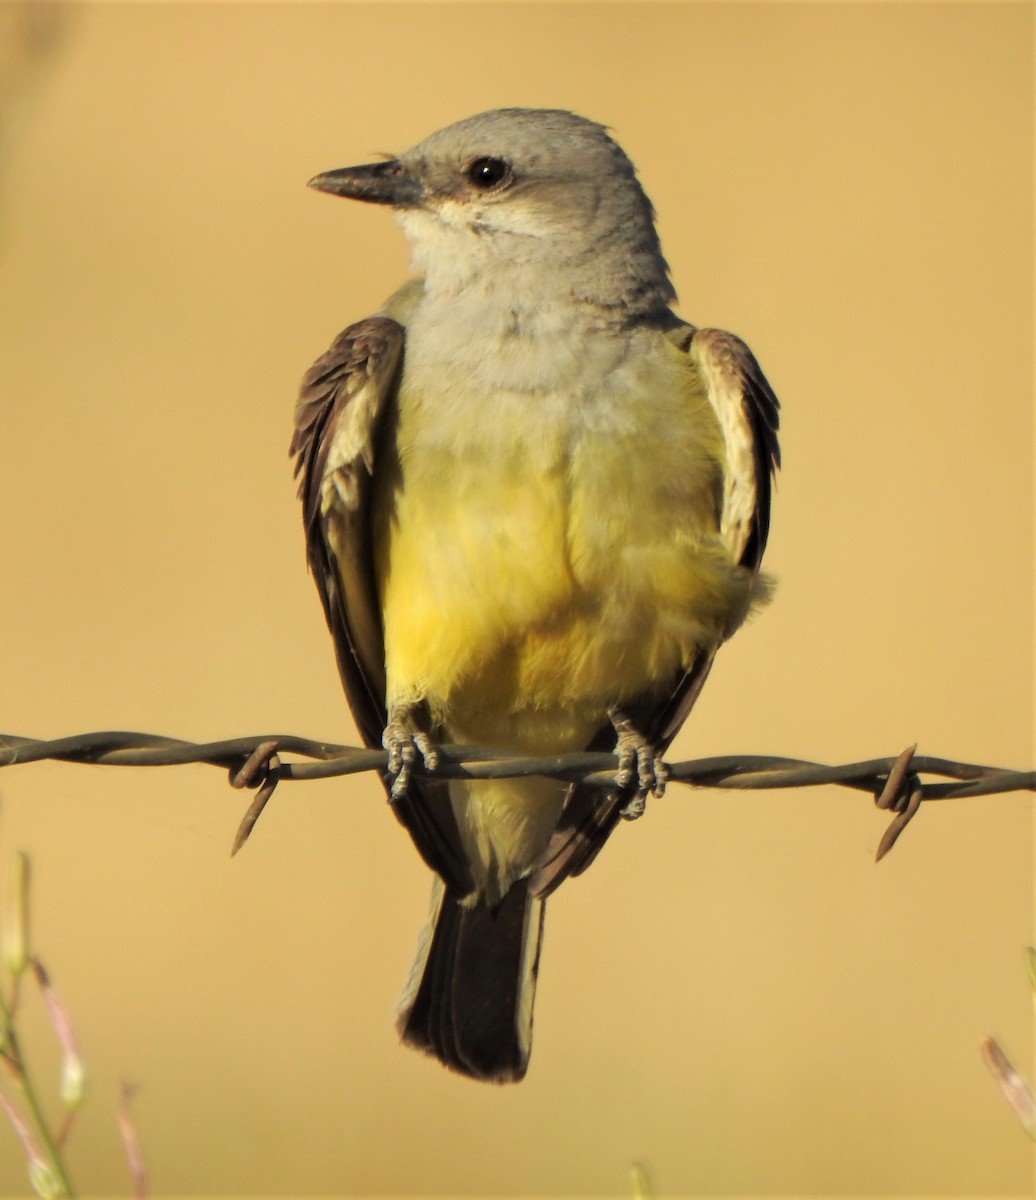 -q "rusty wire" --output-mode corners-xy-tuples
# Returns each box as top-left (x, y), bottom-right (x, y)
(0, 731), (1032, 861)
